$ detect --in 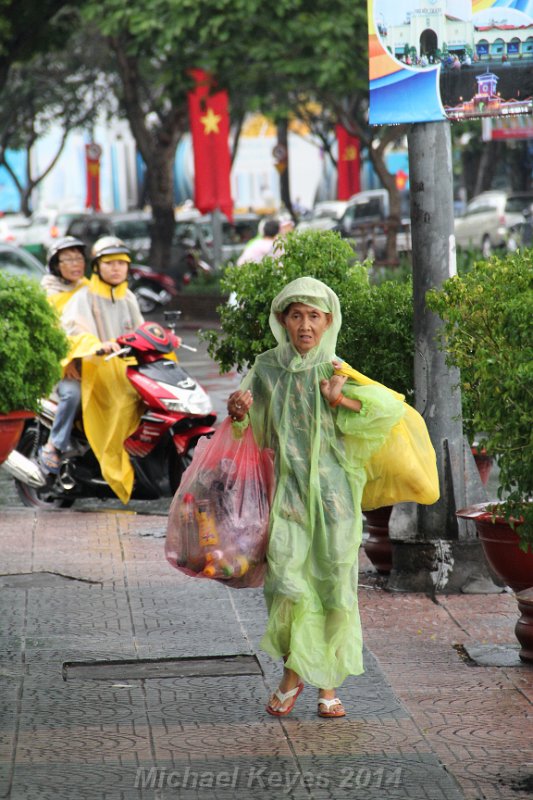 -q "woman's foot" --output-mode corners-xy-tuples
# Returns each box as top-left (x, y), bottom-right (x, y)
(318, 689), (346, 718)
(266, 667), (304, 716)
(38, 442), (60, 474)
